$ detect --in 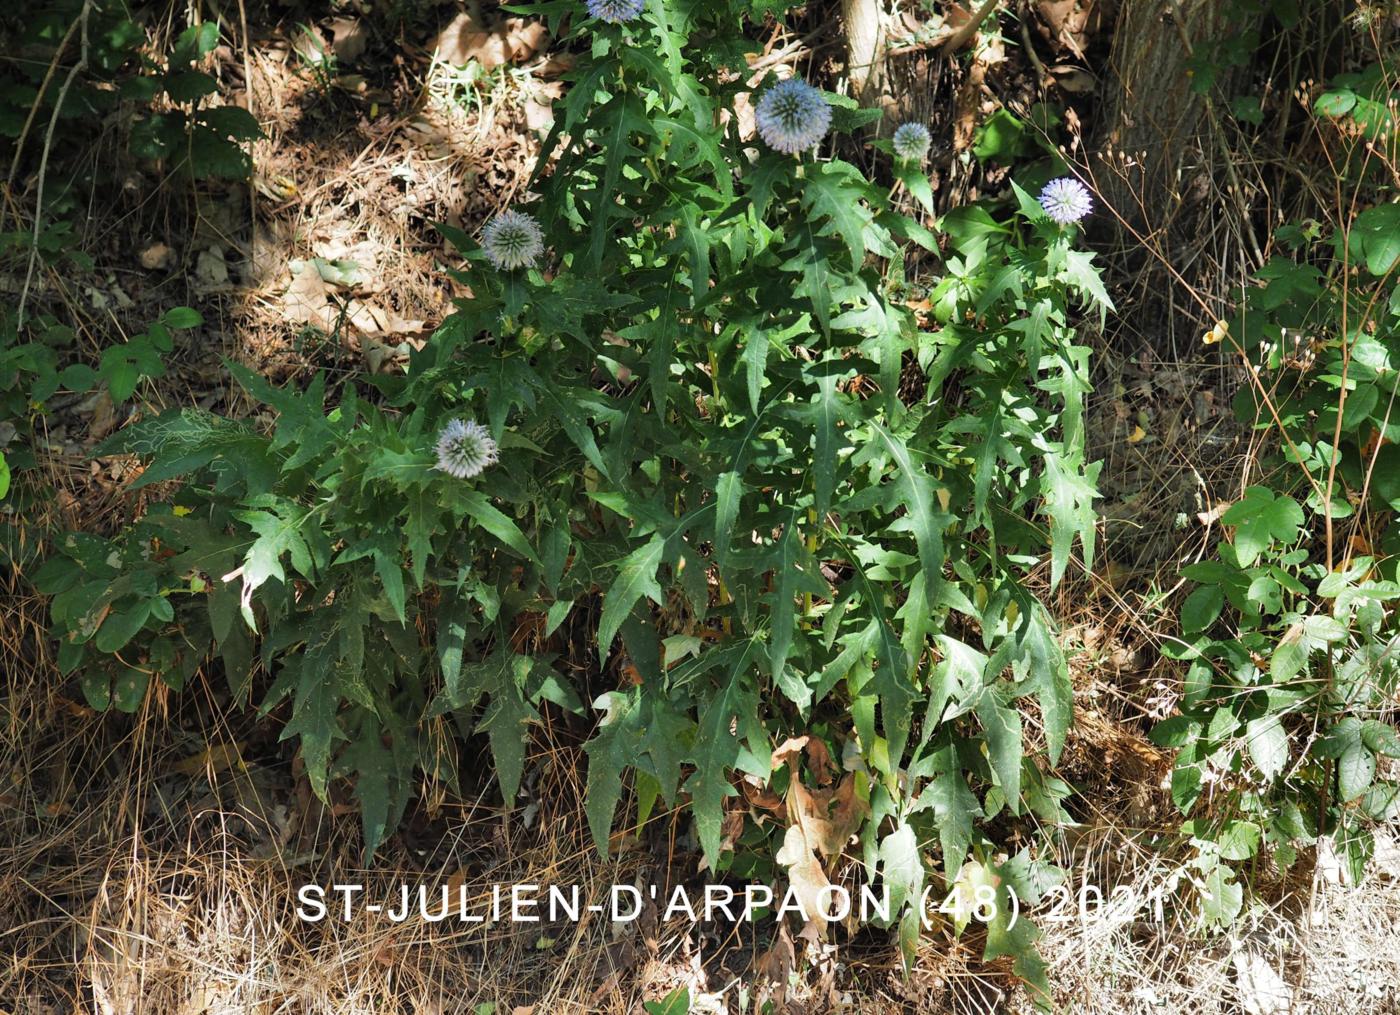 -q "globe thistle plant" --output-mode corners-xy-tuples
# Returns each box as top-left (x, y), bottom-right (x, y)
(585, 0), (645, 23)
(434, 419), (499, 479)
(481, 210), (545, 271)
(892, 122), (931, 163)
(755, 79), (832, 155)
(1037, 177), (1094, 225)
